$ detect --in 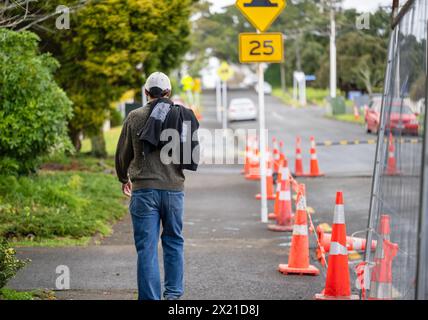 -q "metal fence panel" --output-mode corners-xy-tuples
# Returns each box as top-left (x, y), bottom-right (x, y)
(365, 0), (427, 300)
